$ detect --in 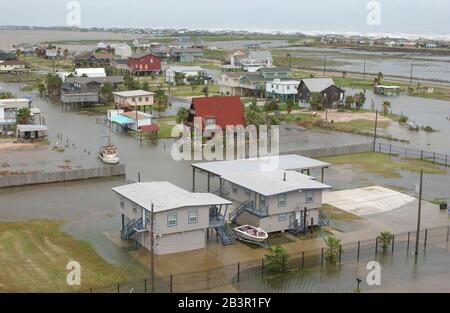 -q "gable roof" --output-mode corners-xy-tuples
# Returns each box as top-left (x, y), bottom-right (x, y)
(112, 90), (155, 97)
(191, 96), (245, 129)
(299, 78), (336, 92)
